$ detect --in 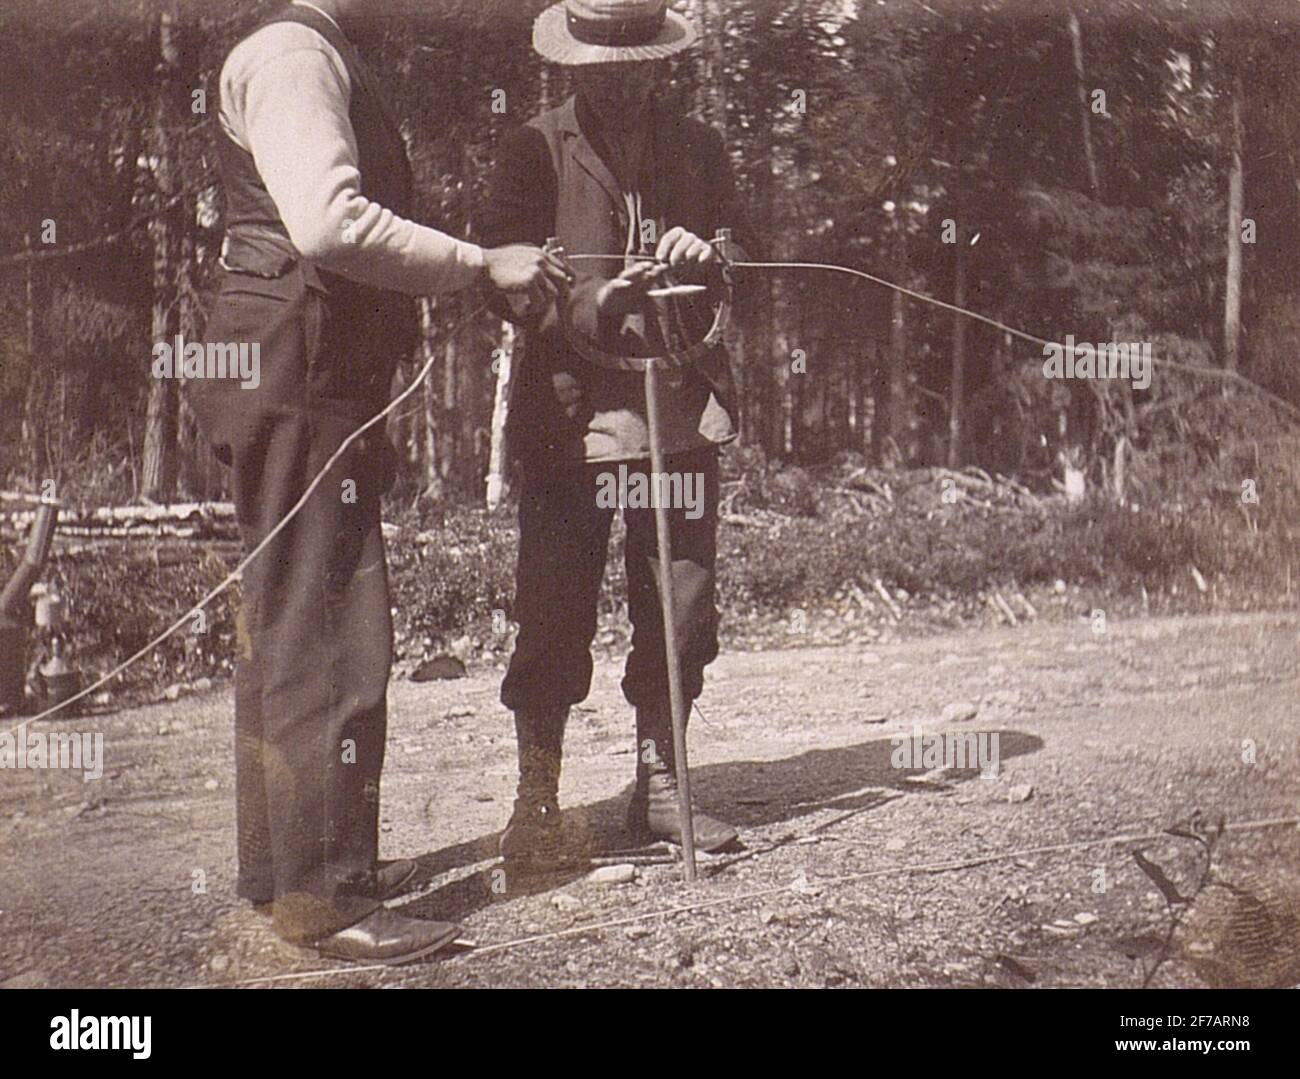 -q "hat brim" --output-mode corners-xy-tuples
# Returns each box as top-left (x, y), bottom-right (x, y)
(532, 4), (698, 65)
